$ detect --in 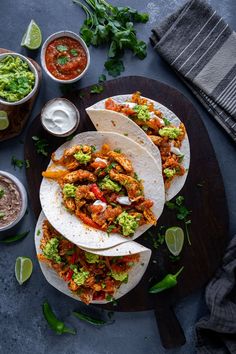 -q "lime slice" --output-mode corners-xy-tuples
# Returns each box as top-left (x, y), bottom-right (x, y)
(15, 256), (33, 285)
(21, 20), (42, 50)
(165, 226), (184, 256)
(0, 111), (9, 131)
